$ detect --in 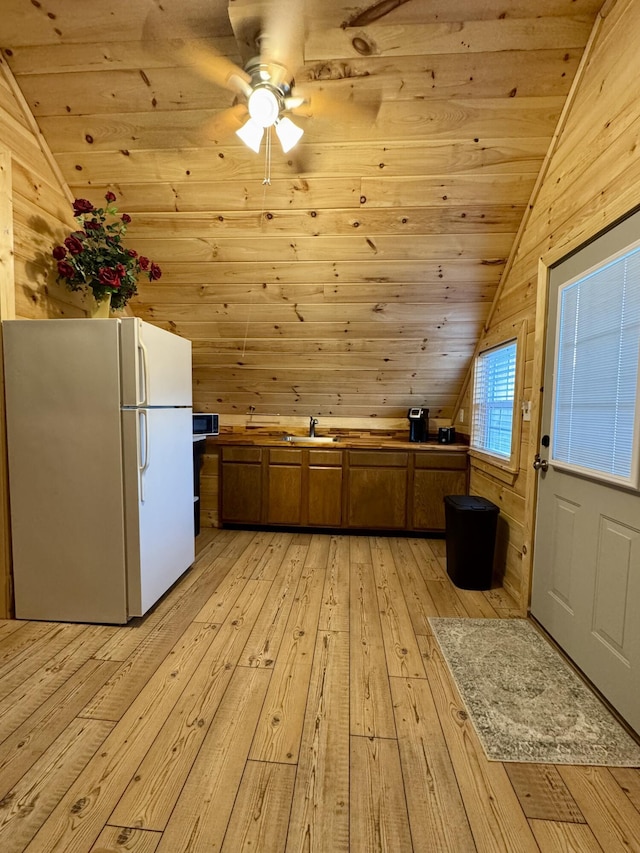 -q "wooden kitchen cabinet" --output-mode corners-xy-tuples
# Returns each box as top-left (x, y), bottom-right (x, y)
(411, 453), (468, 531)
(267, 448), (303, 525)
(307, 449), (343, 527)
(220, 446), (263, 524)
(218, 442), (468, 533)
(346, 451), (408, 529)
(268, 448), (342, 526)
